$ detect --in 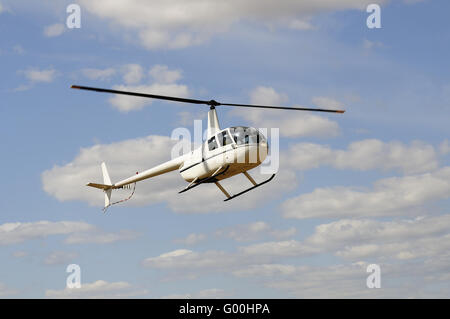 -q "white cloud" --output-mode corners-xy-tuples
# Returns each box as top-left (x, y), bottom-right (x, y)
(270, 227), (297, 239)
(81, 68), (116, 81)
(141, 212), (450, 297)
(402, 0), (426, 4)
(65, 229), (140, 244)
(174, 233), (207, 246)
(13, 45), (25, 55)
(45, 280), (148, 298)
(12, 251), (28, 258)
(109, 83), (189, 112)
(262, 262), (381, 298)
(239, 215), (450, 263)
(238, 239), (313, 257)
(0, 3), (10, 15)
(308, 216), (447, 247)
(142, 214), (450, 274)
(363, 38), (384, 50)
(139, 29), (209, 49)
(0, 283), (18, 297)
(283, 139), (440, 174)
(282, 167), (450, 219)
(289, 19), (314, 30)
(234, 86), (341, 138)
(0, 221), (94, 245)
(87, 63), (189, 112)
(250, 86), (289, 106)
(21, 67), (57, 83)
(440, 139), (450, 155)
(172, 221), (297, 247)
(306, 215), (450, 260)
(162, 288), (229, 299)
(216, 221), (270, 242)
(78, 64), (189, 112)
(122, 64), (144, 84)
(44, 251), (79, 265)
(245, 260), (450, 298)
(232, 264), (296, 277)
(77, 0), (386, 49)
(142, 240), (310, 275)
(142, 249), (236, 271)
(81, 64), (182, 84)
(335, 235), (450, 260)
(43, 23), (65, 37)
(312, 96), (345, 109)
(215, 221), (296, 242)
(176, 110), (205, 126)
(13, 84), (32, 92)
(149, 65), (182, 84)
(0, 220), (138, 246)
